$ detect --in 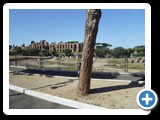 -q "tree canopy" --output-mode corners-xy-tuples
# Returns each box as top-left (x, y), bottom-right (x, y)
(94, 42), (112, 58)
(111, 47), (126, 58)
(64, 49), (73, 57)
